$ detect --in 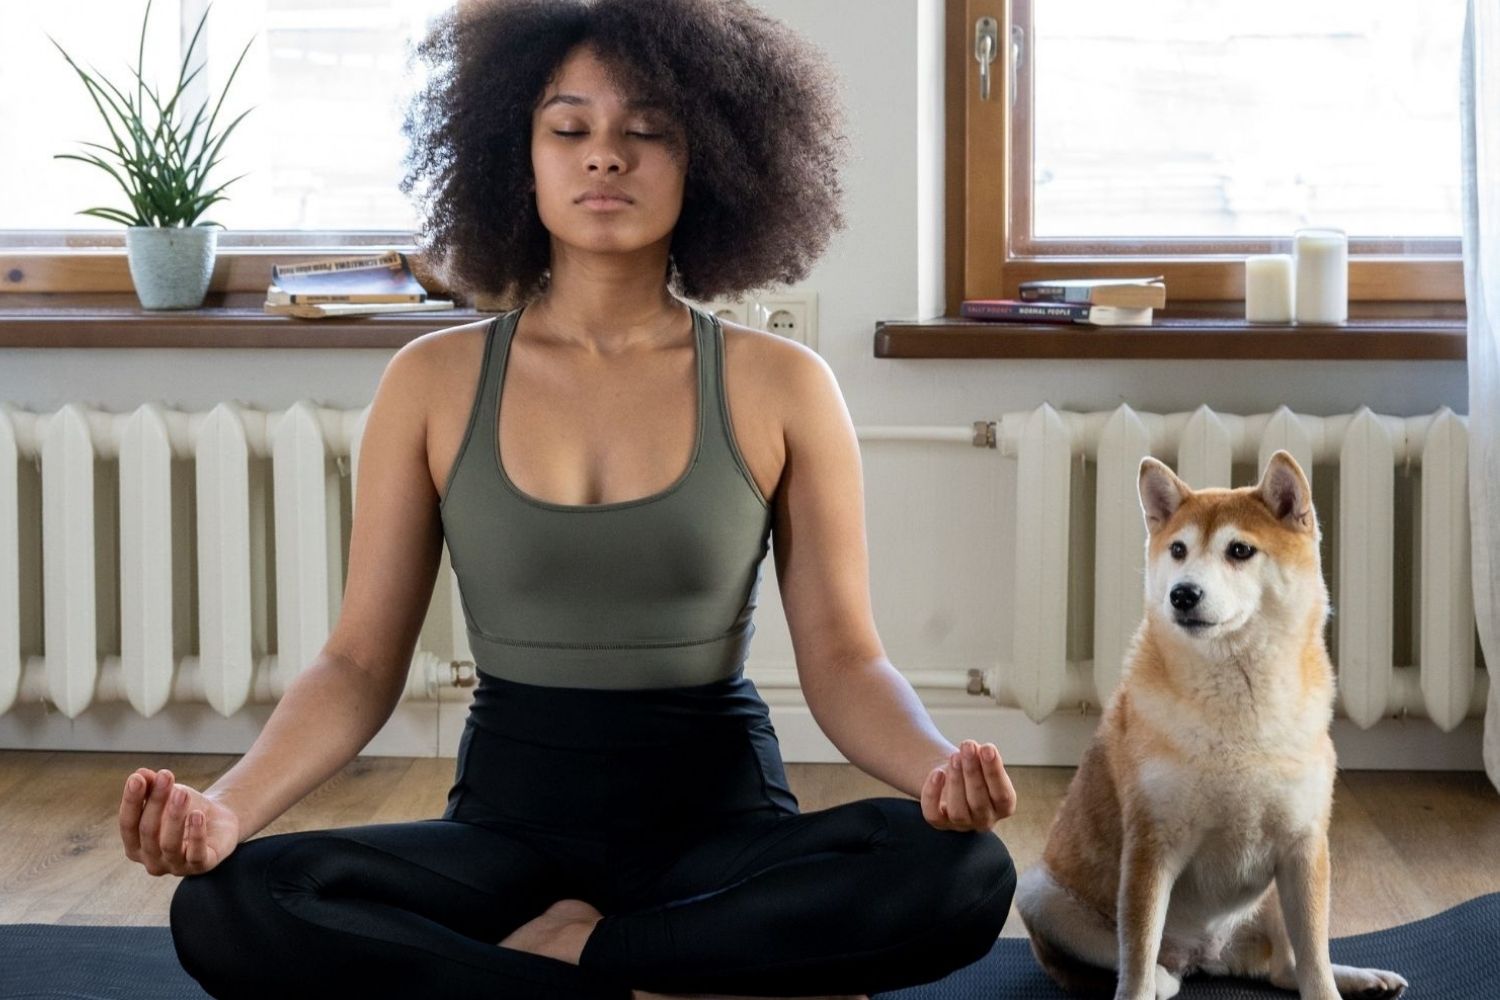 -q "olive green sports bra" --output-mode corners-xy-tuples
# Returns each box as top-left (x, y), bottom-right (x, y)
(438, 301), (774, 690)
